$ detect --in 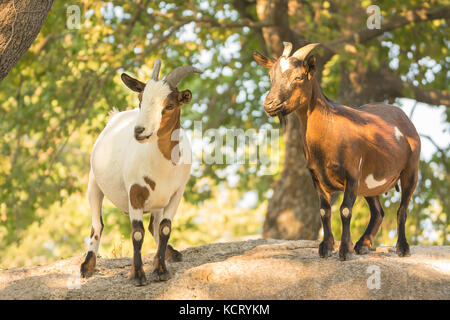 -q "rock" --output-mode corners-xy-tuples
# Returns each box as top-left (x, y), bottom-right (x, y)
(0, 239), (449, 299)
